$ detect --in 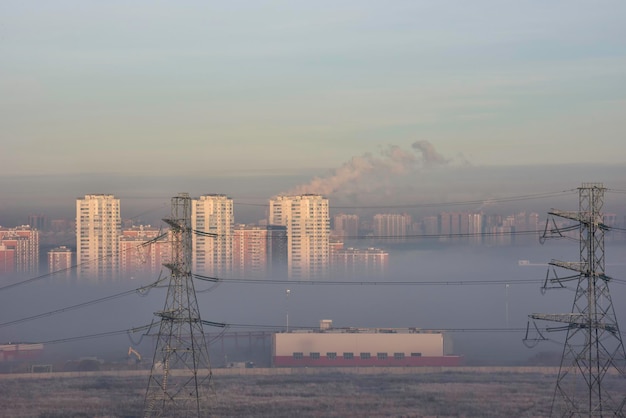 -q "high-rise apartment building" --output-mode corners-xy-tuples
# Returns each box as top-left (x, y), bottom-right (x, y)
(28, 214), (47, 231)
(191, 194), (234, 277)
(372, 213), (411, 241)
(76, 194), (121, 280)
(0, 225), (40, 275)
(233, 224), (269, 278)
(48, 246), (73, 280)
(232, 224), (289, 279)
(267, 224), (288, 278)
(468, 213), (483, 244)
(422, 216), (439, 235)
(119, 225), (170, 279)
(269, 194), (330, 279)
(332, 214), (359, 239)
(0, 244), (15, 275)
